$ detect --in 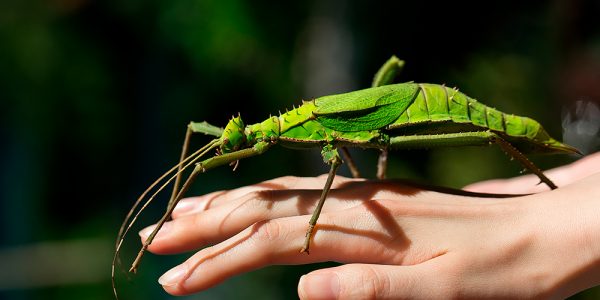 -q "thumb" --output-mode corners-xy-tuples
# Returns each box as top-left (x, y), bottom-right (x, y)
(298, 263), (446, 300)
